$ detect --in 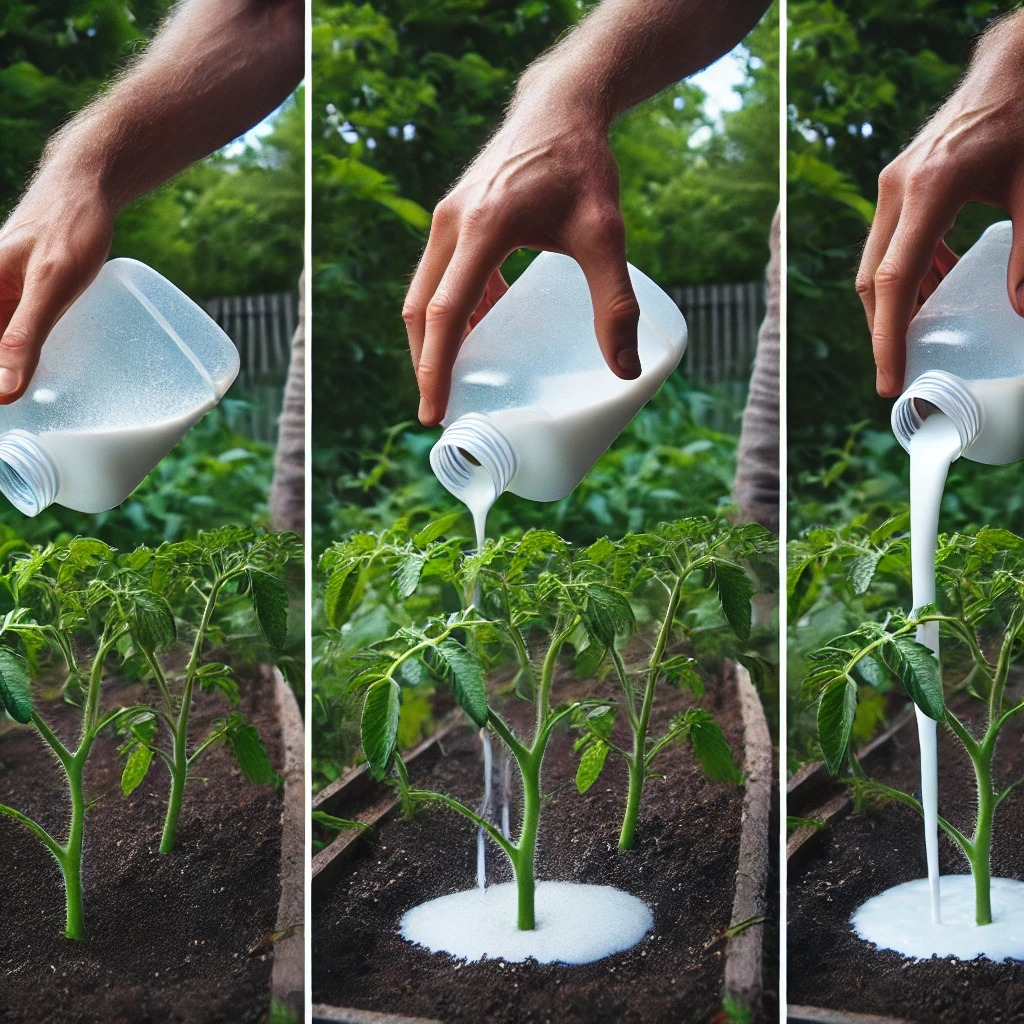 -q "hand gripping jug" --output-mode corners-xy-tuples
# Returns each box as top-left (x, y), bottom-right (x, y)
(892, 220), (1024, 465)
(0, 259), (239, 516)
(429, 252), (687, 524)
